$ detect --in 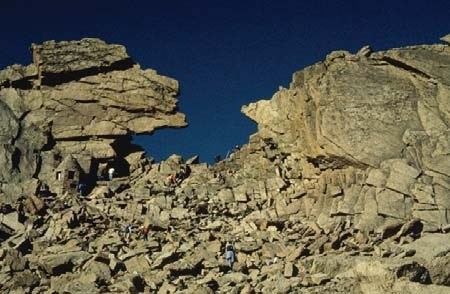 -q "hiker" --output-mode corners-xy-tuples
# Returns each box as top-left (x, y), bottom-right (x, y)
(167, 173), (177, 186)
(77, 181), (87, 197)
(225, 242), (235, 268)
(38, 183), (49, 196)
(215, 172), (225, 184)
(140, 225), (150, 241)
(226, 145), (241, 159)
(178, 167), (186, 182)
(108, 167), (115, 181)
(97, 167), (107, 181)
(124, 224), (132, 242)
(179, 166), (190, 183)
